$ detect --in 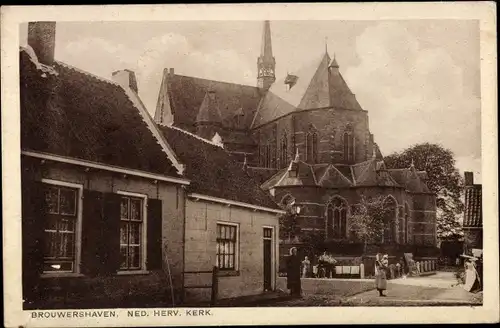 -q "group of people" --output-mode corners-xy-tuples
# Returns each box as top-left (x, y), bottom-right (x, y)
(295, 251), (337, 279)
(286, 248), (391, 298)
